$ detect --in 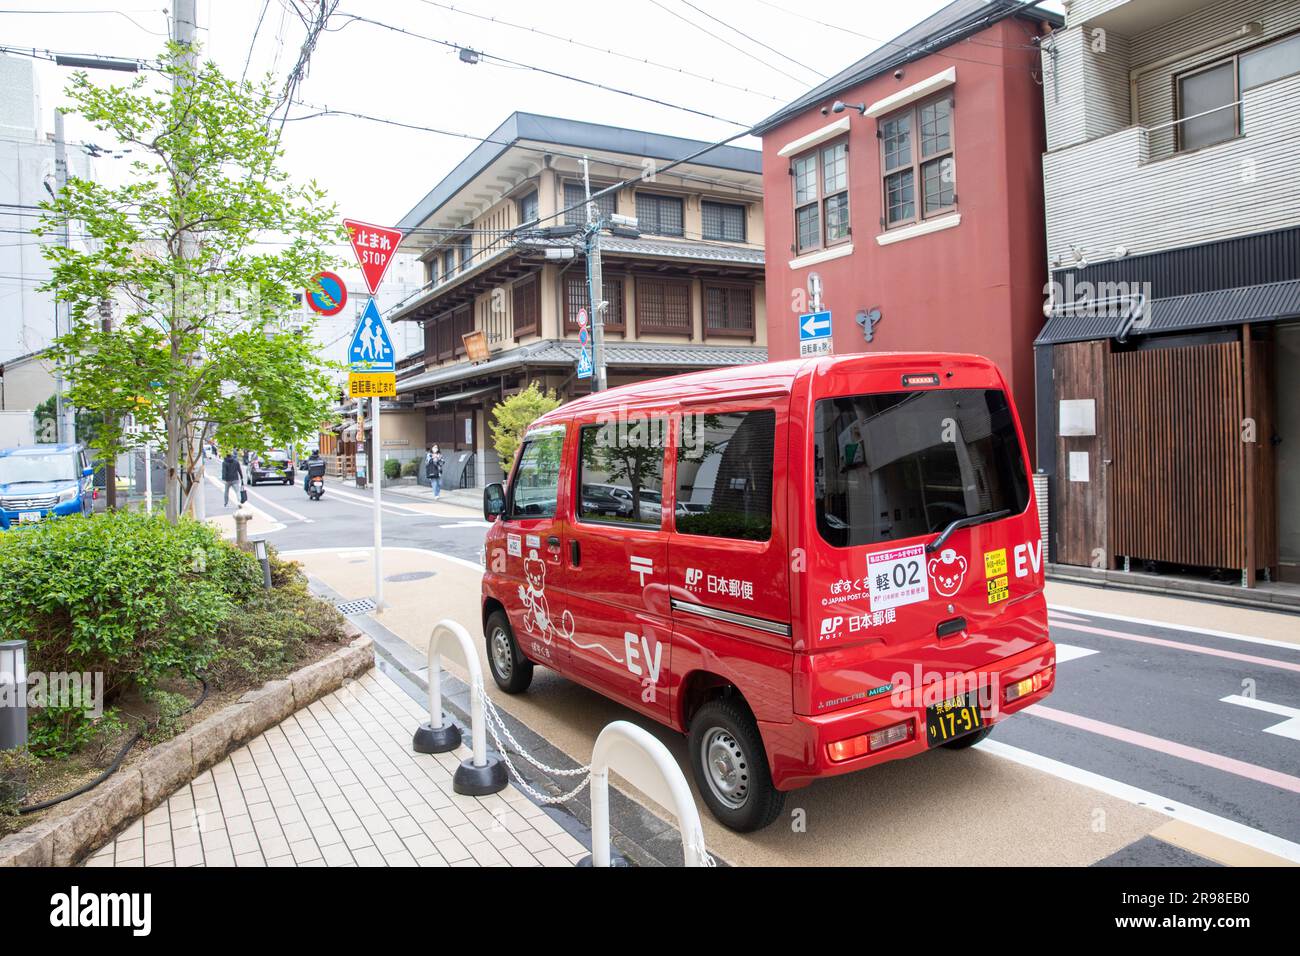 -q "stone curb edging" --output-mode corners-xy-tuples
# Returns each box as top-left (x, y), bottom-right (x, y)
(0, 630), (374, 868)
